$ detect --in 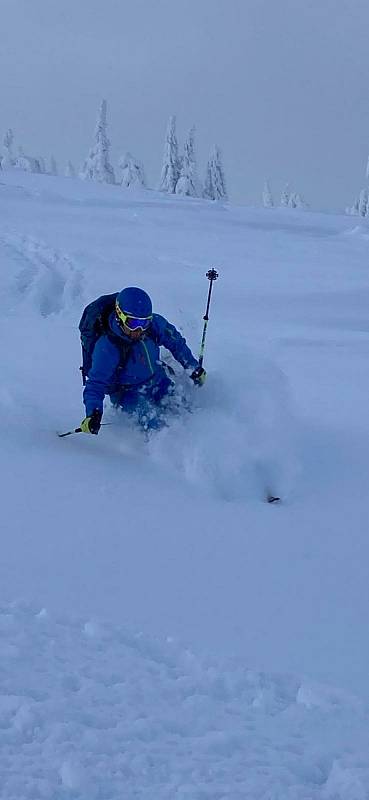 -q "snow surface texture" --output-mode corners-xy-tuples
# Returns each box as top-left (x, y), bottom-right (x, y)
(1, 172), (369, 797)
(1, 603), (369, 800)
